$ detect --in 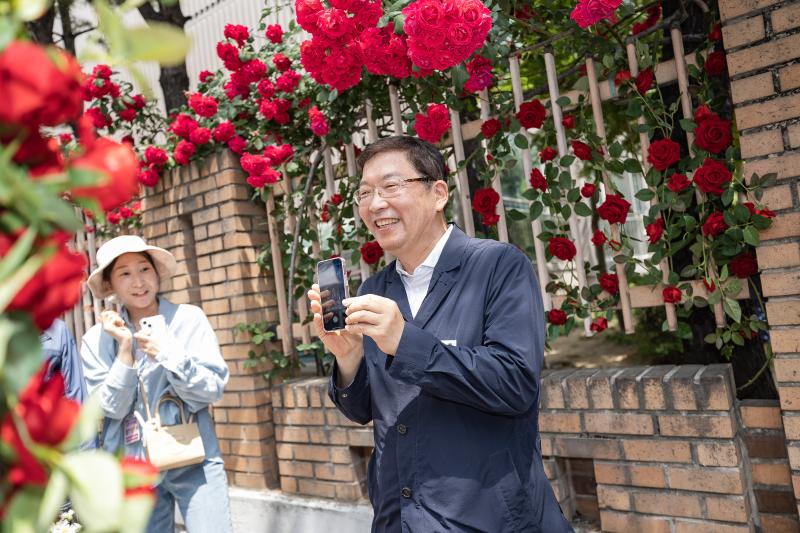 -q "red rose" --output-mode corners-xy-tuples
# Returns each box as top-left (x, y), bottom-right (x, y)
(138, 165), (159, 187)
(549, 237), (577, 261)
(592, 230), (607, 246)
(569, 0), (621, 28)
(705, 51), (726, 76)
(0, 41), (84, 128)
(173, 140), (197, 166)
(69, 137), (140, 212)
(198, 70), (214, 83)
(590, 317), (608, 333)
(694, 117), (732, 154)
(144, 146), (168, 168)
(693, 158), (732, 195)
(277, 70), (302, 93)
(85, 107), (110, 129)
(119, 206), (134, 219)
(273, 53), (292, 72)
(758, 207), (776, 218)
(571, 140), (593, 161)
(702, 211), (727, 237)
(189, 127), (211, 145)
(599, 272), (619, 295)
(107, 212), (121, 225)
(169, 113), (198, 139)
(729, 252), (758, 278)
(316, 7), (356, 41)
(118, 108), (137, 122)
(228, 135), (247, 154)
(266, 24), (284, 44)
(548, 308), (568, 325)
(635, 68), (654, 94)
(188, 93), (218, 118)
(703, 277), (716, 293)
(647, 138), (681, 171)
(645, 218), (664, 244)
(529, 169), (547, 191)
(540, 146), (557, 162)
(309, 105), (330, 137)
(4, 232), (86, 330)
(667, 172), (691, 193)
(464, 55), (494, 93)
(662, 285), (682, 304)
(597, 194), (631, 224)
(614, 70), (631, 87)
(482, 212), (500, 226)
(216, 41), (242, 70)
(709, 23), (722, 41)
(360, 240), (383, 265)
(516, 100), (546, 129)
(481, 118), (502, 138)
(224, 23), (249, 47)
(472, 187), (500, 216)
(562, 115), (576, 129)
(694, 104), (717, 124)
(414, 103), (451, 144)
(213, 121), (236, 143)
(120, 457), (159, 500)
(580, 183), (596, 198)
